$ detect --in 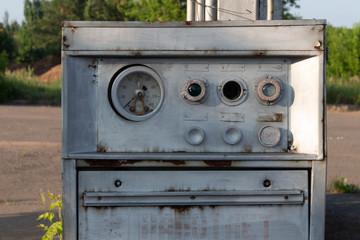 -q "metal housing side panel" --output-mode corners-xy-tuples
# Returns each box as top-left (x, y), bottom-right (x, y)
(62, 56), (97, 157)
(289, 56), (324, 159)
(62, 159), (77, 240)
